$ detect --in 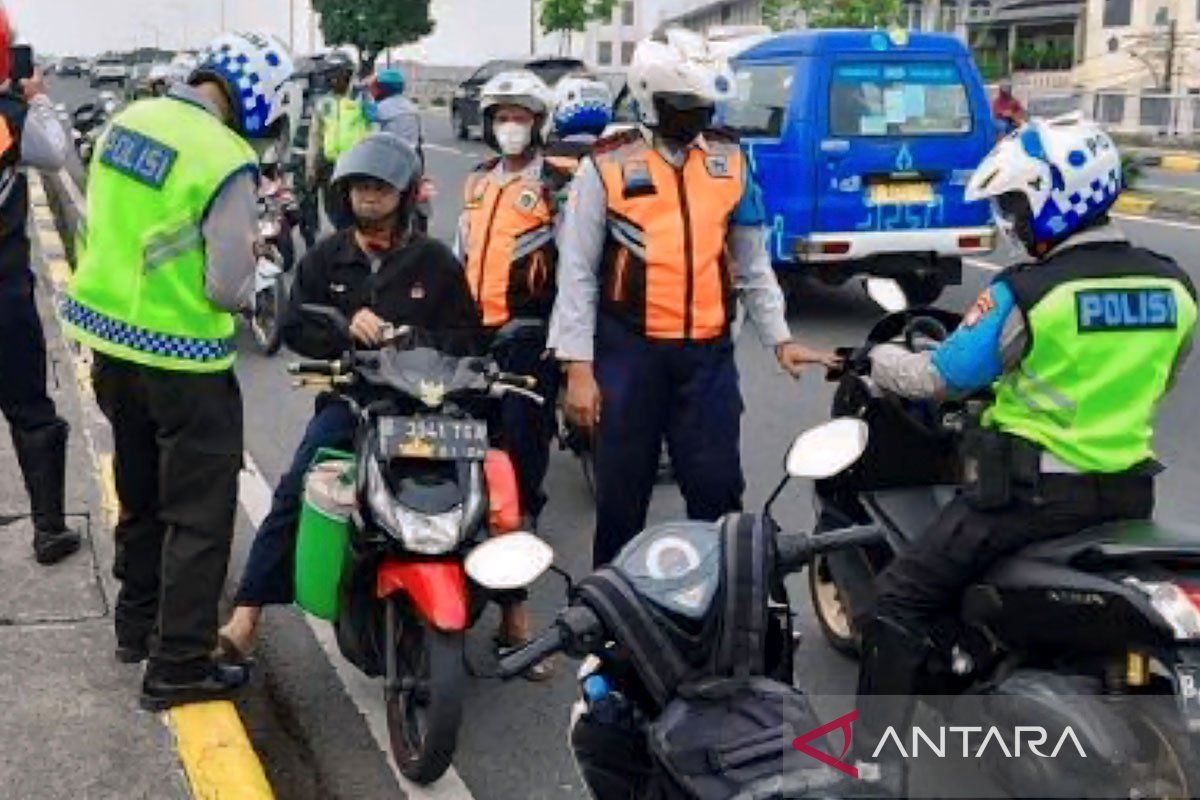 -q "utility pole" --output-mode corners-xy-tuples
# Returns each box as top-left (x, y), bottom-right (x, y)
(289, 0), (296, 53)
(1164, 17), (1176, 93)
(530, 0), (537, 55)
(220, 0), (227, 32)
